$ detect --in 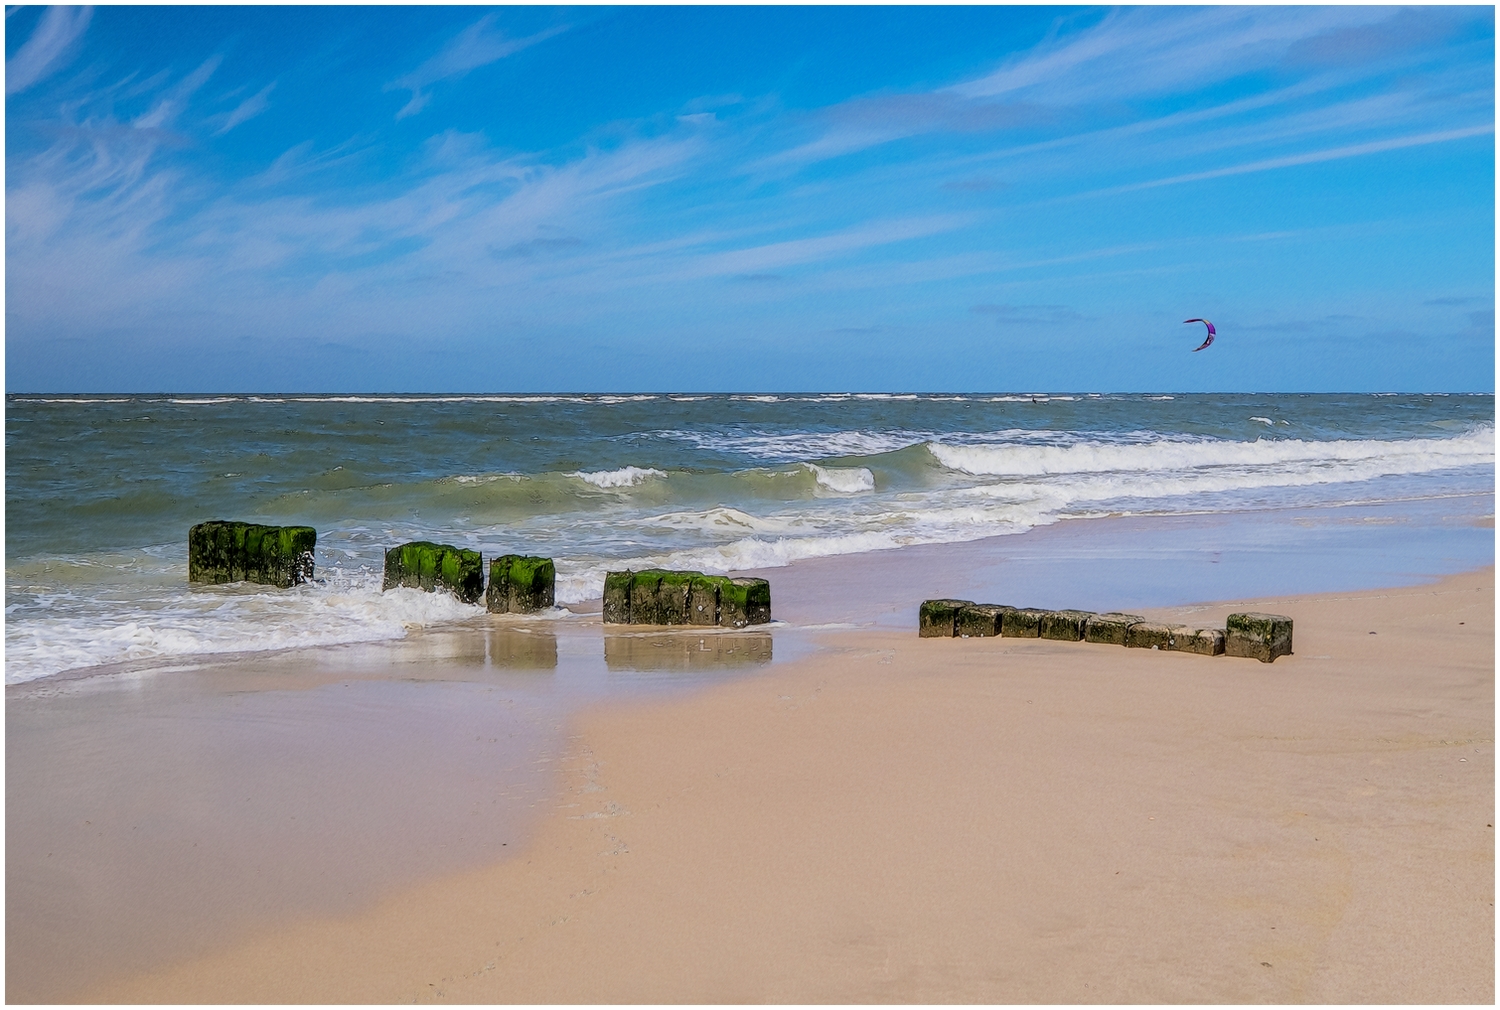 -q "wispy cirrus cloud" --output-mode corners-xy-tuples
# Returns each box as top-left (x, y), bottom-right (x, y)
(133, 55), (222, 131)
(4, 6), (1492, 392)
(6, 5), (93, 95)
(214, 81), (276, 135)
(950, 6), (1406, 104)
(759, 5), (1489, 180)
(1076, 123), (1496, 201)
(679, 214), (973, 279)
(385, 15), (567, 120)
